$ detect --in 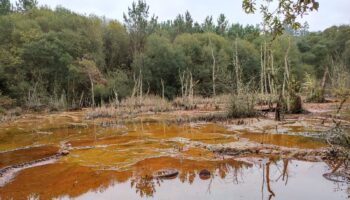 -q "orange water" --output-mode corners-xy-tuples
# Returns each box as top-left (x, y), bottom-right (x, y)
(0, 112), (345, 199)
